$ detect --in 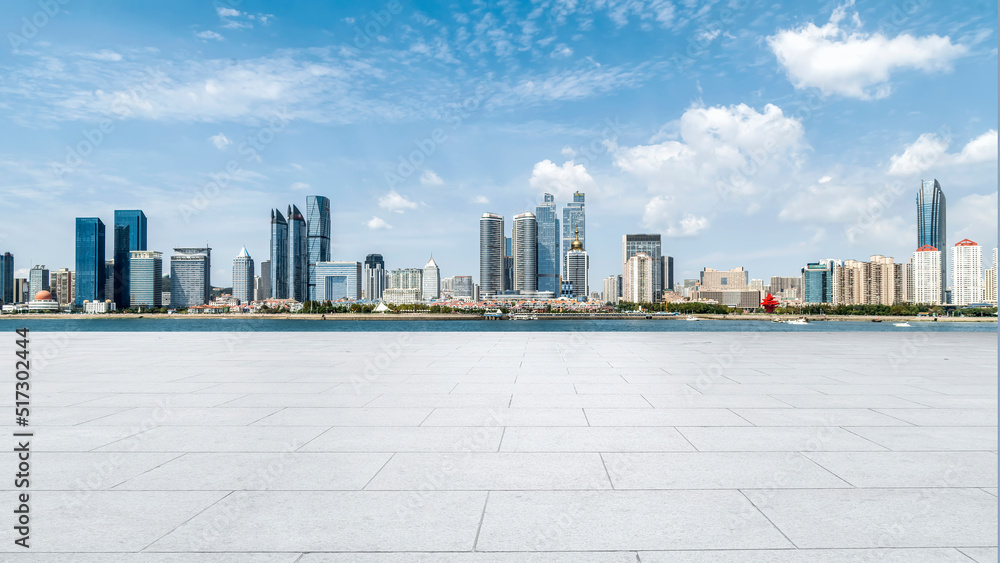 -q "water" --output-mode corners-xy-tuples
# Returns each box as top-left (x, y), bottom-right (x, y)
(0, 317), (995, 332)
